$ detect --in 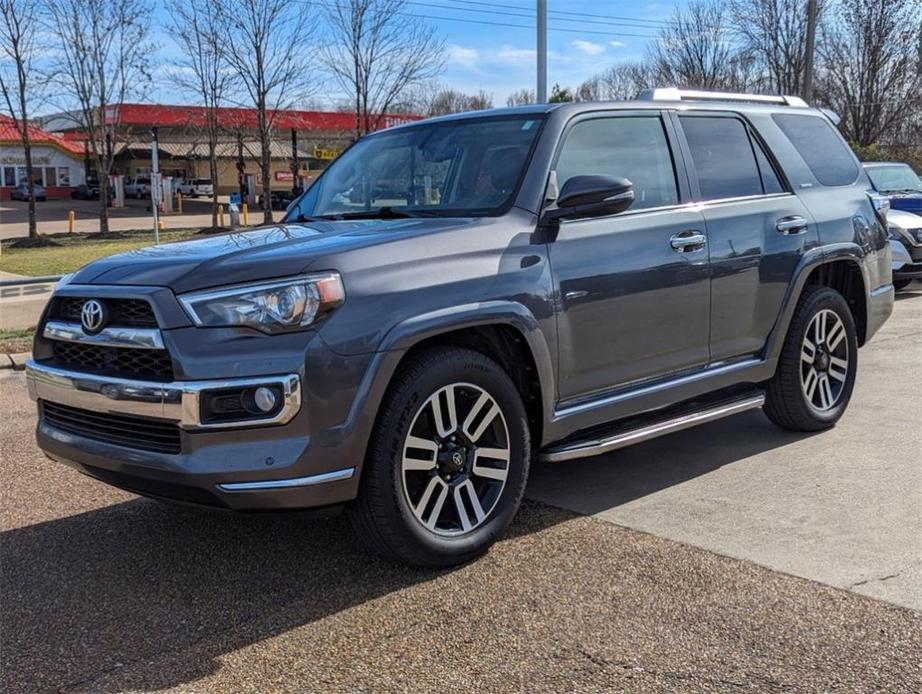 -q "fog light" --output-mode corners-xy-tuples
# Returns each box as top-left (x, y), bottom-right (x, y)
(254, 386), (278, 413)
